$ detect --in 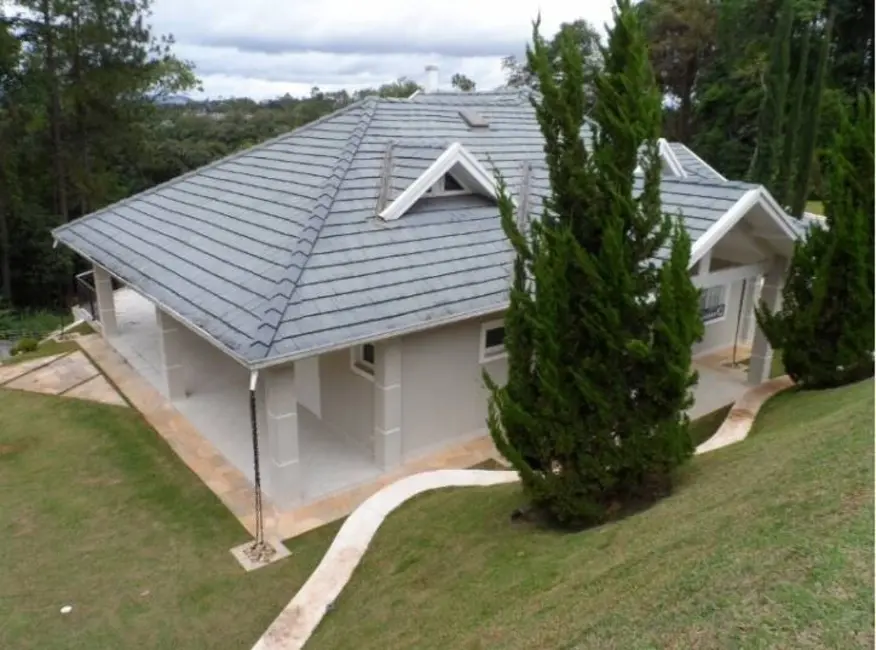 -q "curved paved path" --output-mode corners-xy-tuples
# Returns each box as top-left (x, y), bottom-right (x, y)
(695, 375), (794, 454)
(252, 469), (518, 650)
(253, 375), (795, 650)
